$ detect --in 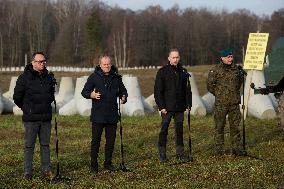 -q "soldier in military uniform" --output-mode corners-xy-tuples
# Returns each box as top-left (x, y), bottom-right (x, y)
(259, 76), (284, 130)
(207, 48), (246, 156)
